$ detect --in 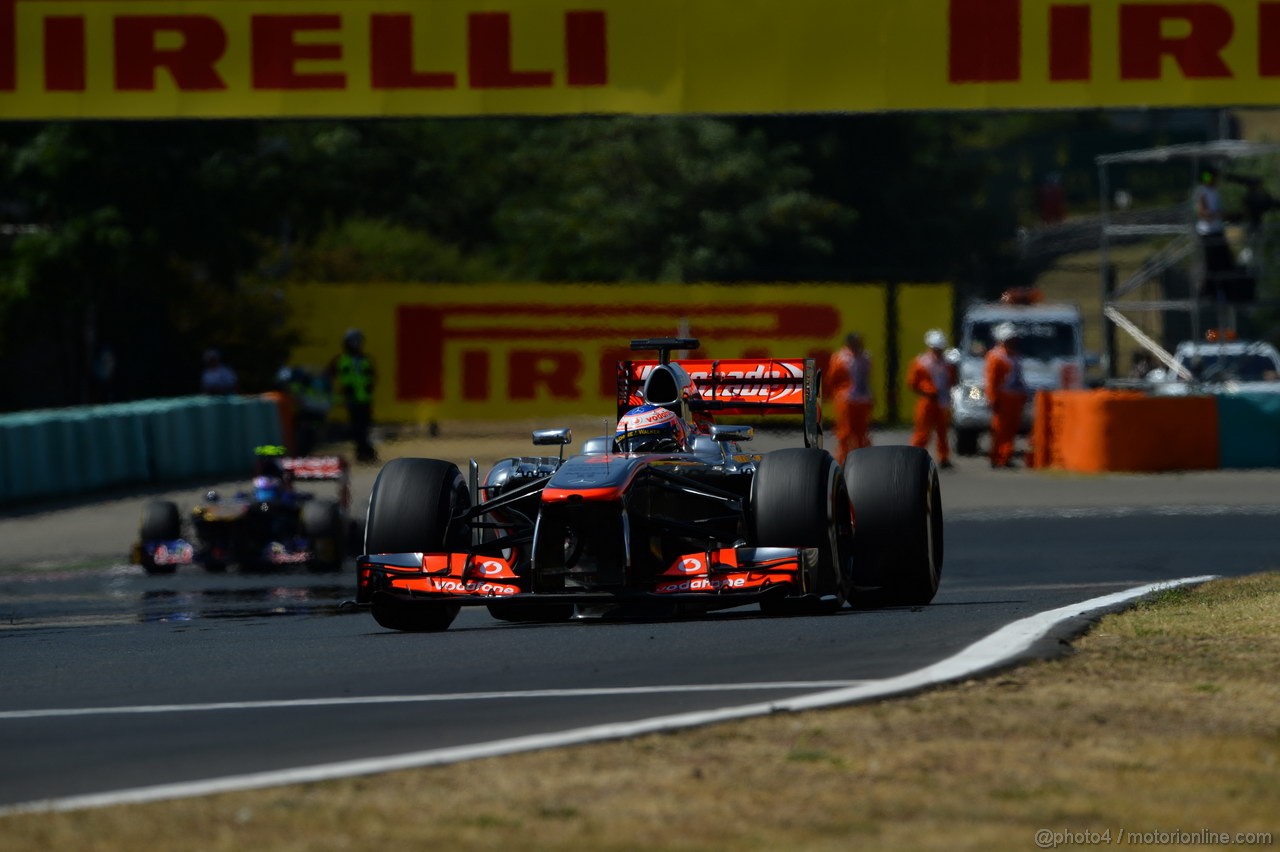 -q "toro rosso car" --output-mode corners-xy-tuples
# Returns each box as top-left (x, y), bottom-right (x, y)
(357, 338), (943, 632)
(134, 447), (356, 574)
